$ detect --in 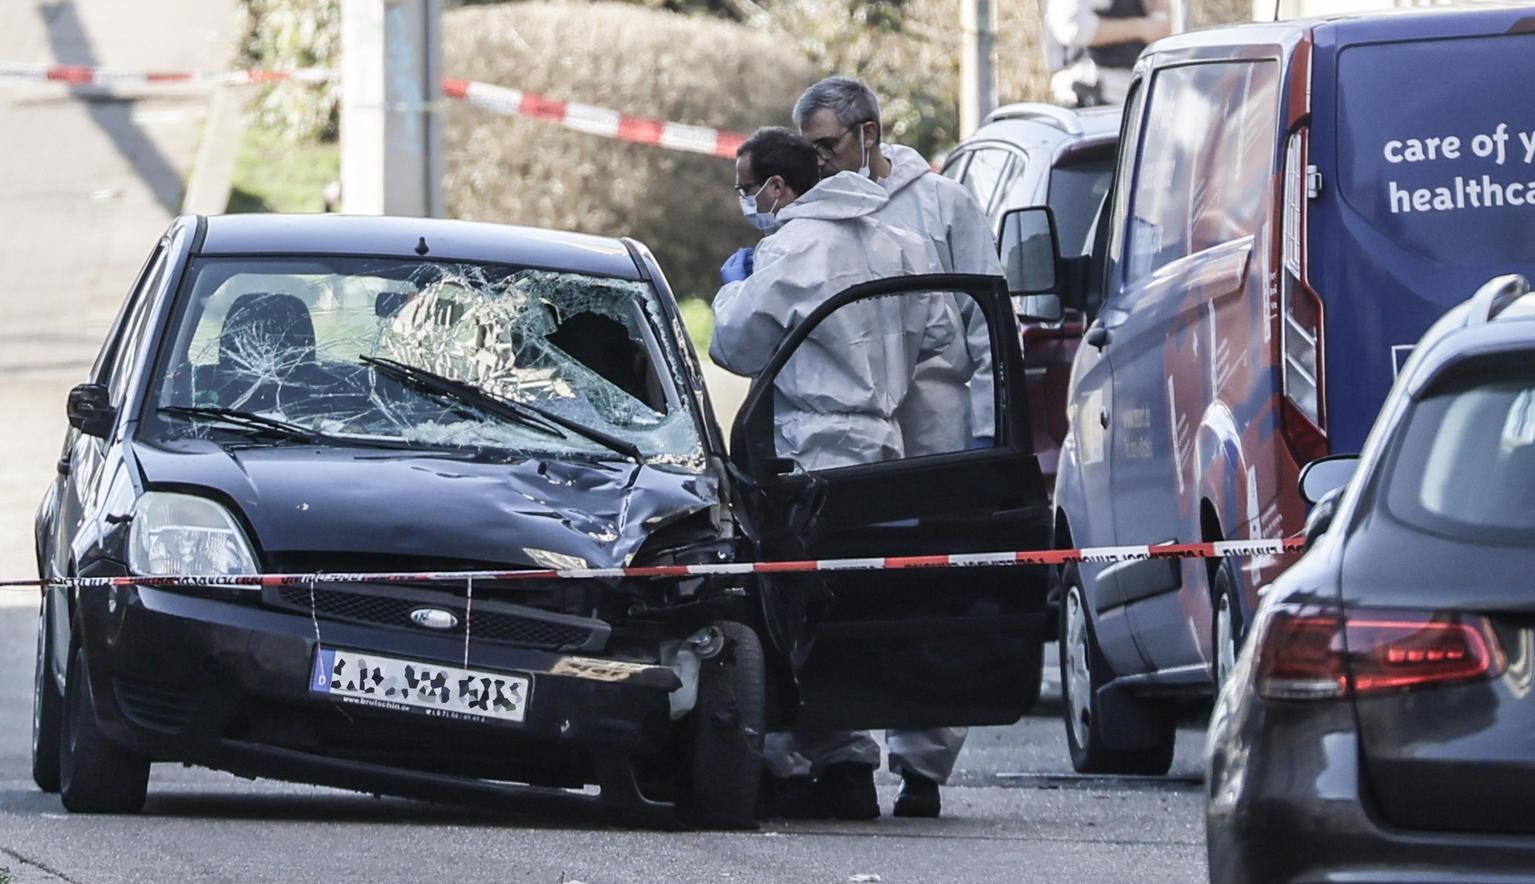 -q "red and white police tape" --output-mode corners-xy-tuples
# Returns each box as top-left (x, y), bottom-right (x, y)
(0, 62), (747, 160)
(0, 537), (1305, 591)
